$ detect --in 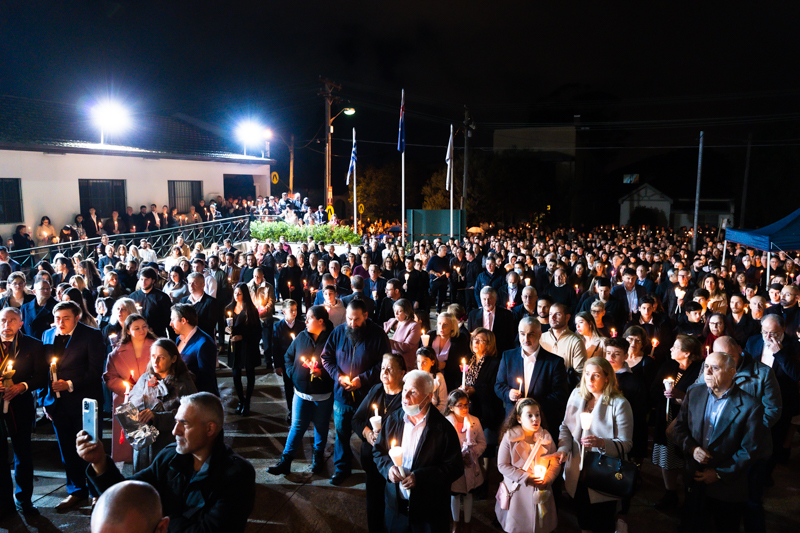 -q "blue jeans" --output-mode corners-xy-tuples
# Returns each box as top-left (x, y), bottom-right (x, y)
(284, 392), (333, 459)
(333, 400), (356, 473)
